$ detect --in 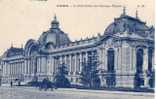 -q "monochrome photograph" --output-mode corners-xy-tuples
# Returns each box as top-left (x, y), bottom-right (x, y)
(0, 0), (154, 99)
